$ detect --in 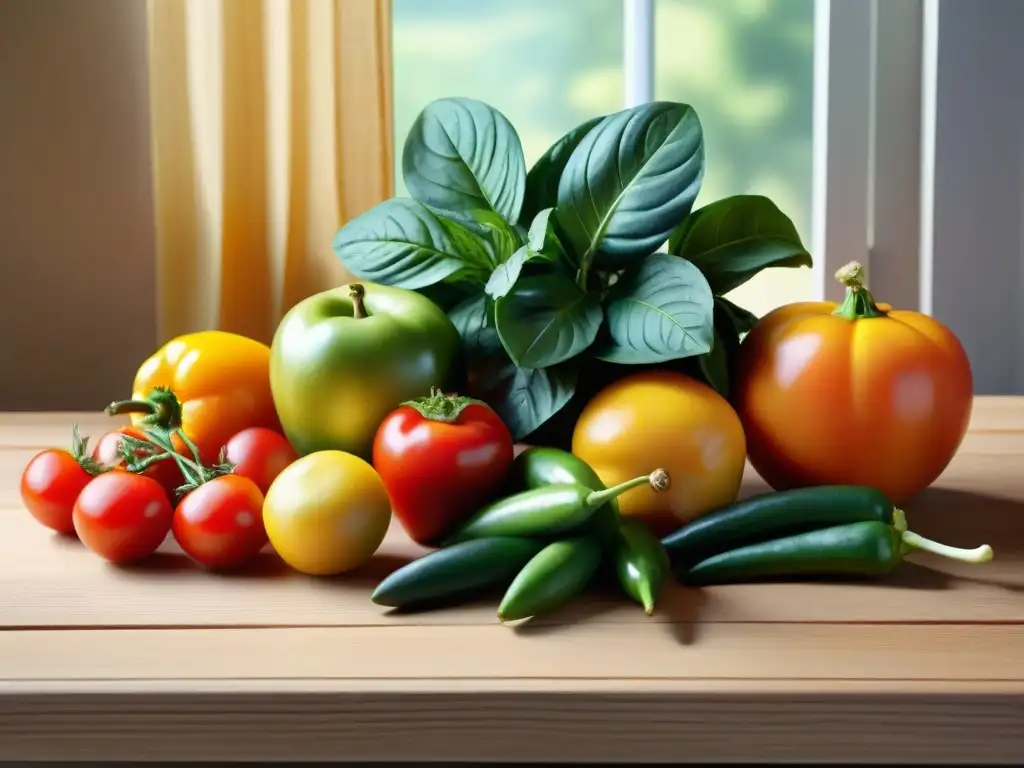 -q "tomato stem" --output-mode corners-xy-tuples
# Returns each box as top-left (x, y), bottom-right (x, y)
(175, 427), (204, 466)
(70, 423), (110, 476)
(832, 261), (887, 321)
(402, 387), (481, 423)
(349, 283), (368, 319)
(116, 426), (229, 497)
(105, 387), (184, 430)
